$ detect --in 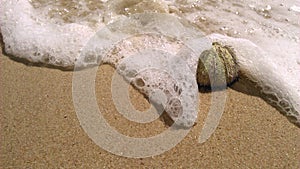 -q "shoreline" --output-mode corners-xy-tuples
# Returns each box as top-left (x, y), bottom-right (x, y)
(1, 49), (299, 168)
